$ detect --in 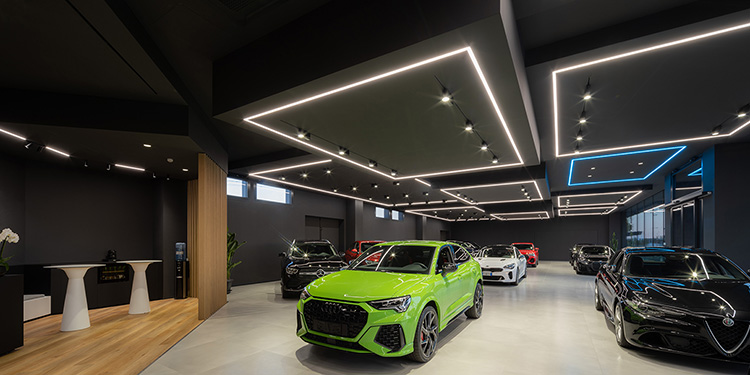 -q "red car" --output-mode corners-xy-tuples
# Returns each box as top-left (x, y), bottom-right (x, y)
(344, 240), (384, 262)
(512, 242), (539, 267)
